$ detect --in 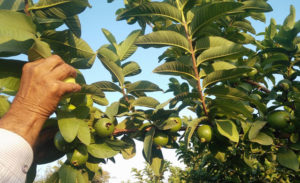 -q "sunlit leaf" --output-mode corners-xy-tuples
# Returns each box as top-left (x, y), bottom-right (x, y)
(117, 2), (182, 23)
(91, 81), (122, 92)
(216, 120), (239, 143)
(88, 143), (119, 159)
(248, 121), (267, 140)
(122, 61), (141, 77)
(143, 128), (155, 163)
(135, 30), (190, 52)
(250, 132), (273, 146)
(118, 30), (141, 61)
(127, 80), (162, 93)
(153, 61), (196, 79)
